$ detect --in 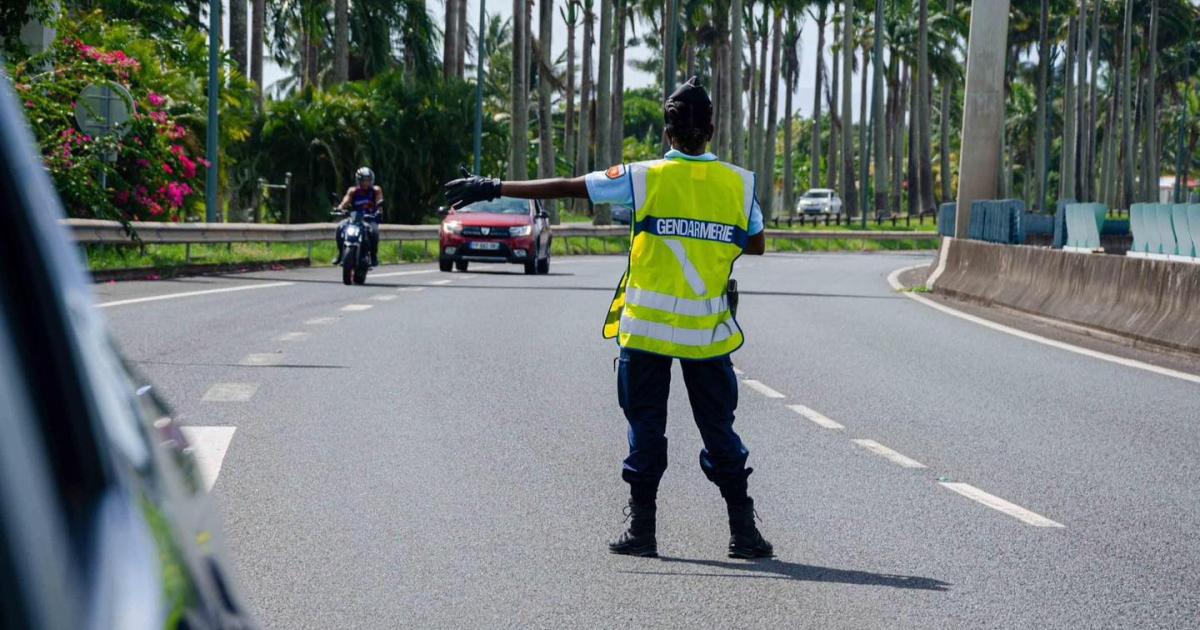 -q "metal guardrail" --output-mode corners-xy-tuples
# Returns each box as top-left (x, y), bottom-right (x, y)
(65, 219), (940, 245)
